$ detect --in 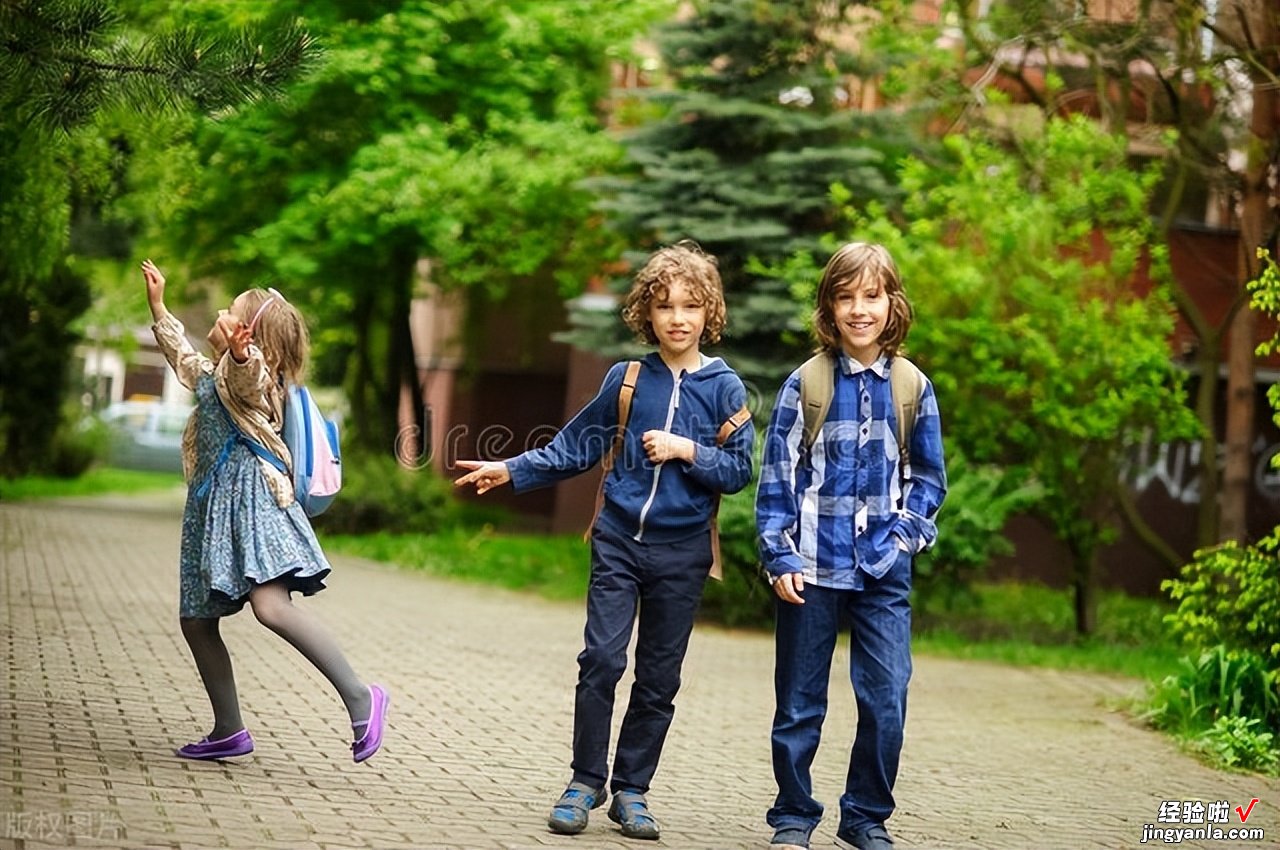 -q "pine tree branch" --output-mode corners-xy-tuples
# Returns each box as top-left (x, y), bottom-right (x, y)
(1, 3), (319, 132)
